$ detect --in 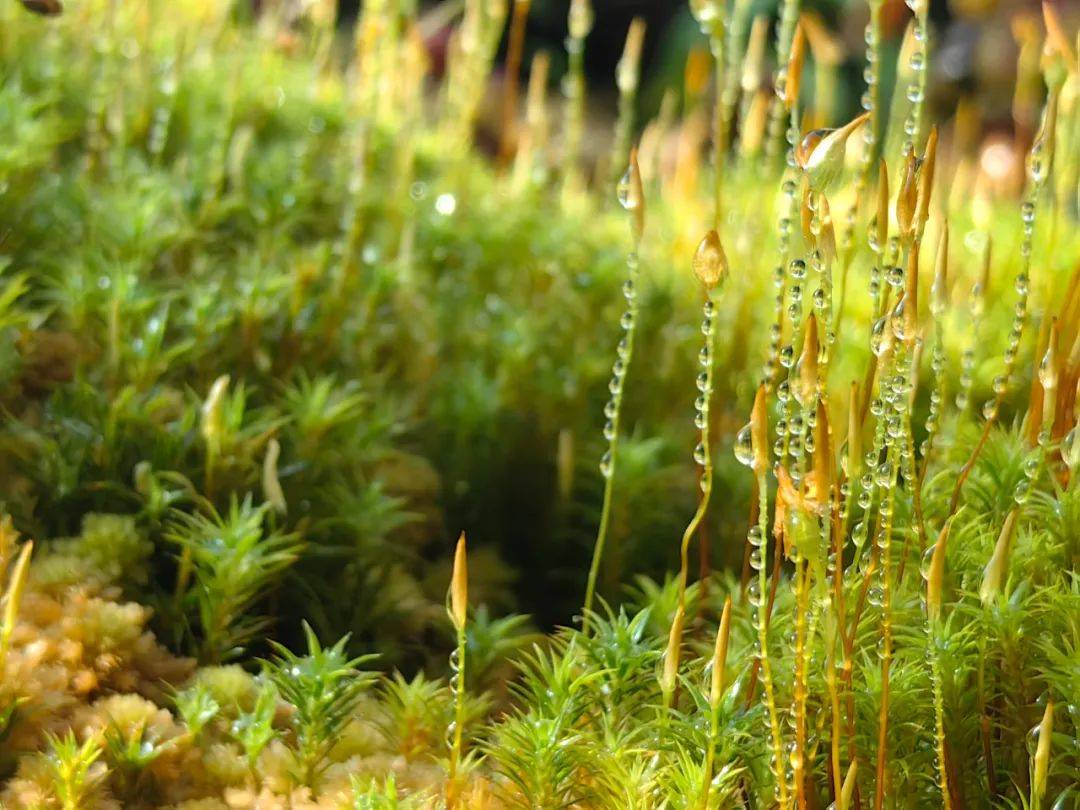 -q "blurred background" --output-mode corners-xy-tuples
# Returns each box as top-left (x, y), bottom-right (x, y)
(336, 0), (1055, 149)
